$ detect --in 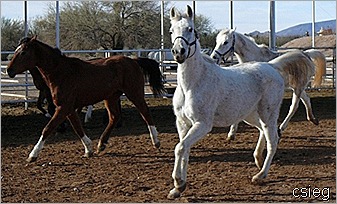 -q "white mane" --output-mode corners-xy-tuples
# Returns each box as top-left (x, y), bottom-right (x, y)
(202, 53), (216, 64)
